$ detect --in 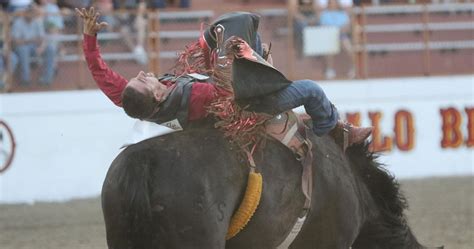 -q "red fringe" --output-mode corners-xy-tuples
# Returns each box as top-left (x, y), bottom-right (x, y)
(207, 96), (270, 153)
(173, 39), (212, 77)
(175, 38), (270, 157)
